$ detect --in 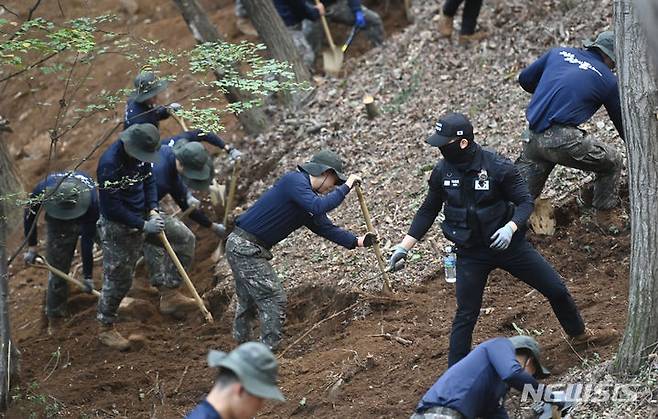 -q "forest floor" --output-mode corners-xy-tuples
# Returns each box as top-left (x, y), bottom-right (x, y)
(1, 0), (648, 417)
